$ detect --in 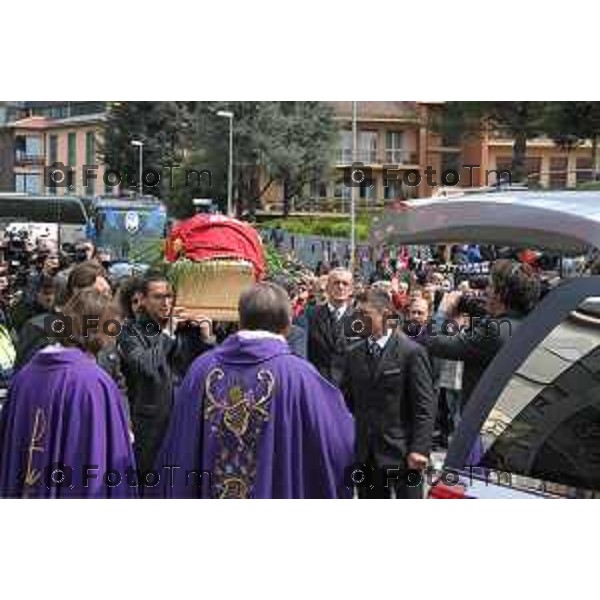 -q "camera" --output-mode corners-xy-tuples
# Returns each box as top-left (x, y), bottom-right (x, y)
(343, 162), (373, 188)
(457, 293), (488, 318)
(343, 311), (372, 338)
(44, 162), (73, 189)
(75, 247), (88, 263)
